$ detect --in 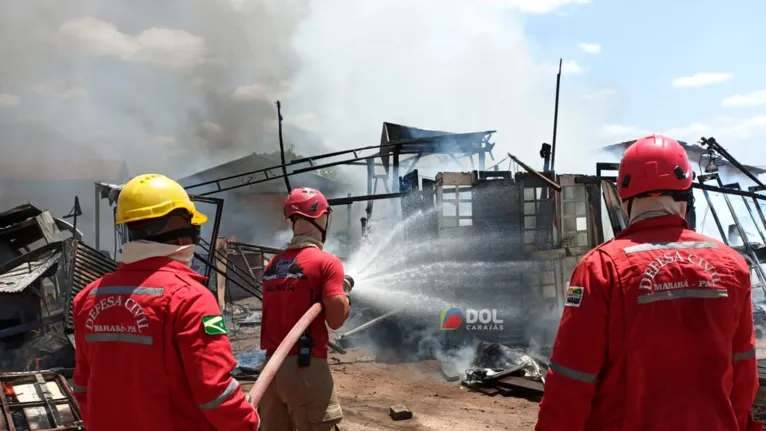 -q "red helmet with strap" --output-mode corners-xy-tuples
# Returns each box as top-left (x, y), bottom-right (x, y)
(617, 135), (693, 200)
(284, 187), (331, 220)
